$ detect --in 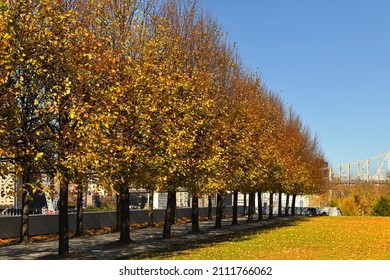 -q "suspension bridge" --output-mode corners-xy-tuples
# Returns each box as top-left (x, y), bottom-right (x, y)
(329, 151), (390, 185)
